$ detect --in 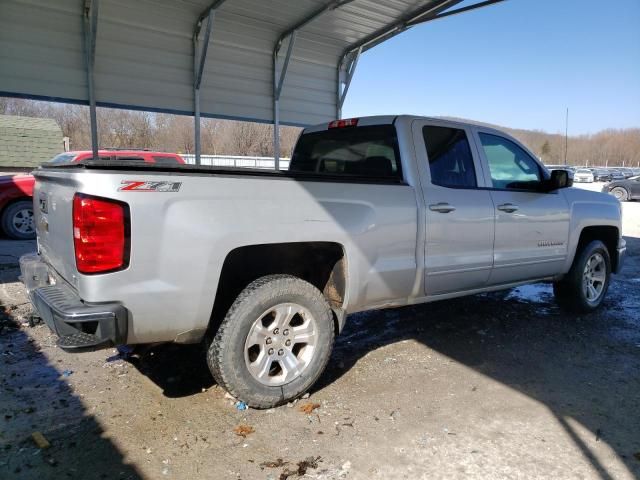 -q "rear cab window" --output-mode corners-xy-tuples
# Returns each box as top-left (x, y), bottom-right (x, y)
(289, 125), (402, 182)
